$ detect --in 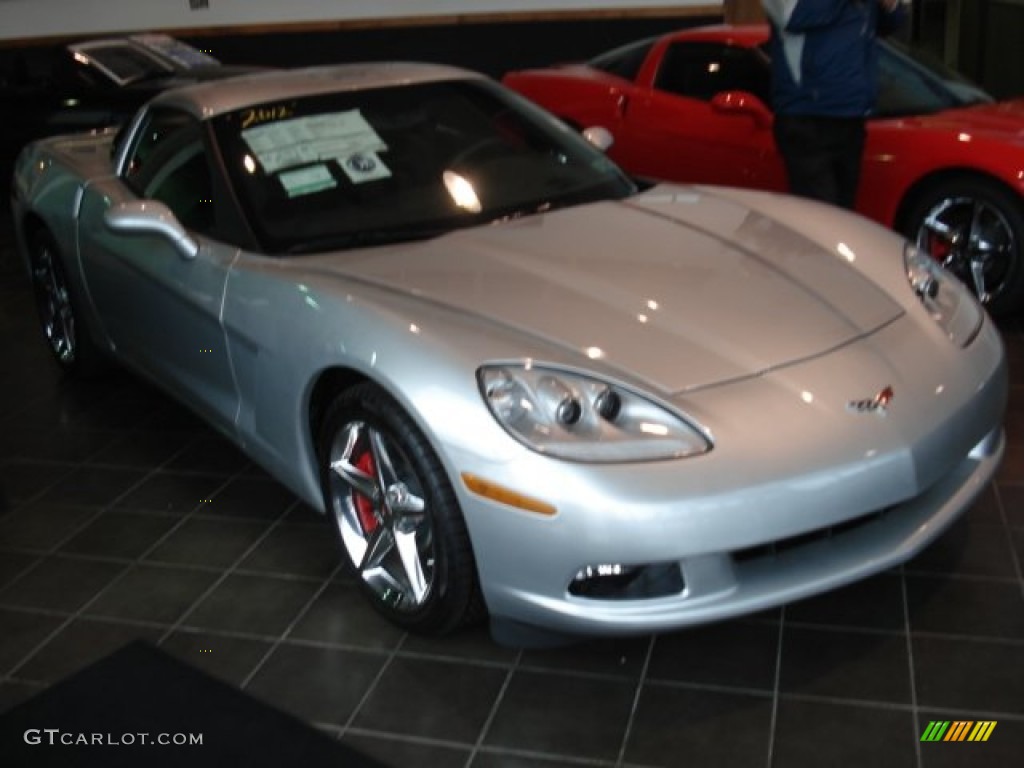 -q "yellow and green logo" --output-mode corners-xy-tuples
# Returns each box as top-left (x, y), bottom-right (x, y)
(920, 721), (997, 742)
